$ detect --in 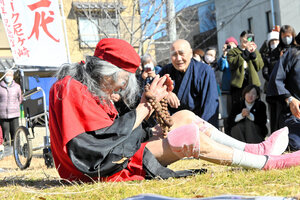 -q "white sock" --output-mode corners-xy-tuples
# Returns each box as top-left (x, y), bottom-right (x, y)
(210, 128), (246, 151)
(232, 148), (267, 169)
